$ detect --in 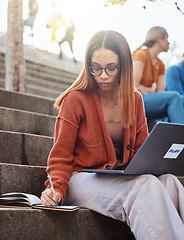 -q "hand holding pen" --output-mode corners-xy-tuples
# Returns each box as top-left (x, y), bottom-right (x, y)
(47, 173), (59, 206)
